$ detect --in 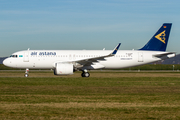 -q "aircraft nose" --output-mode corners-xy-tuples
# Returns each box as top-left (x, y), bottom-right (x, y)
(3, 58), (10, 67)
